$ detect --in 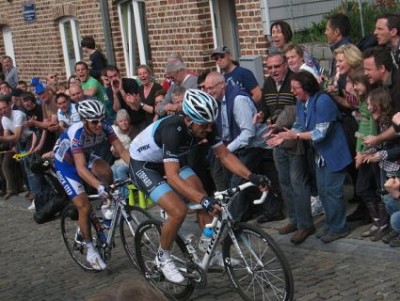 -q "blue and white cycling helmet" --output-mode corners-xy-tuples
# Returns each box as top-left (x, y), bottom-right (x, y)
(77, 99), (105, 120)
(182, 89), (218, 124)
